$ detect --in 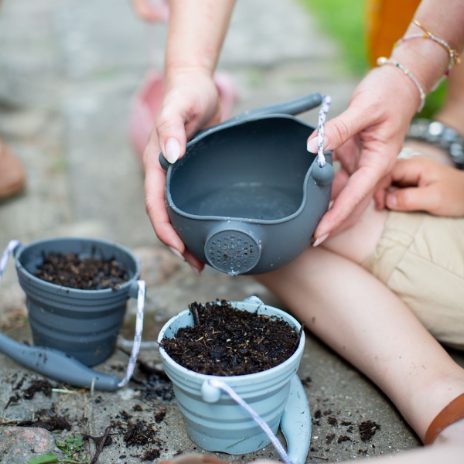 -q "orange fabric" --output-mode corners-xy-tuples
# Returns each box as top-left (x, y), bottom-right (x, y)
(366, 0), (421, 67)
